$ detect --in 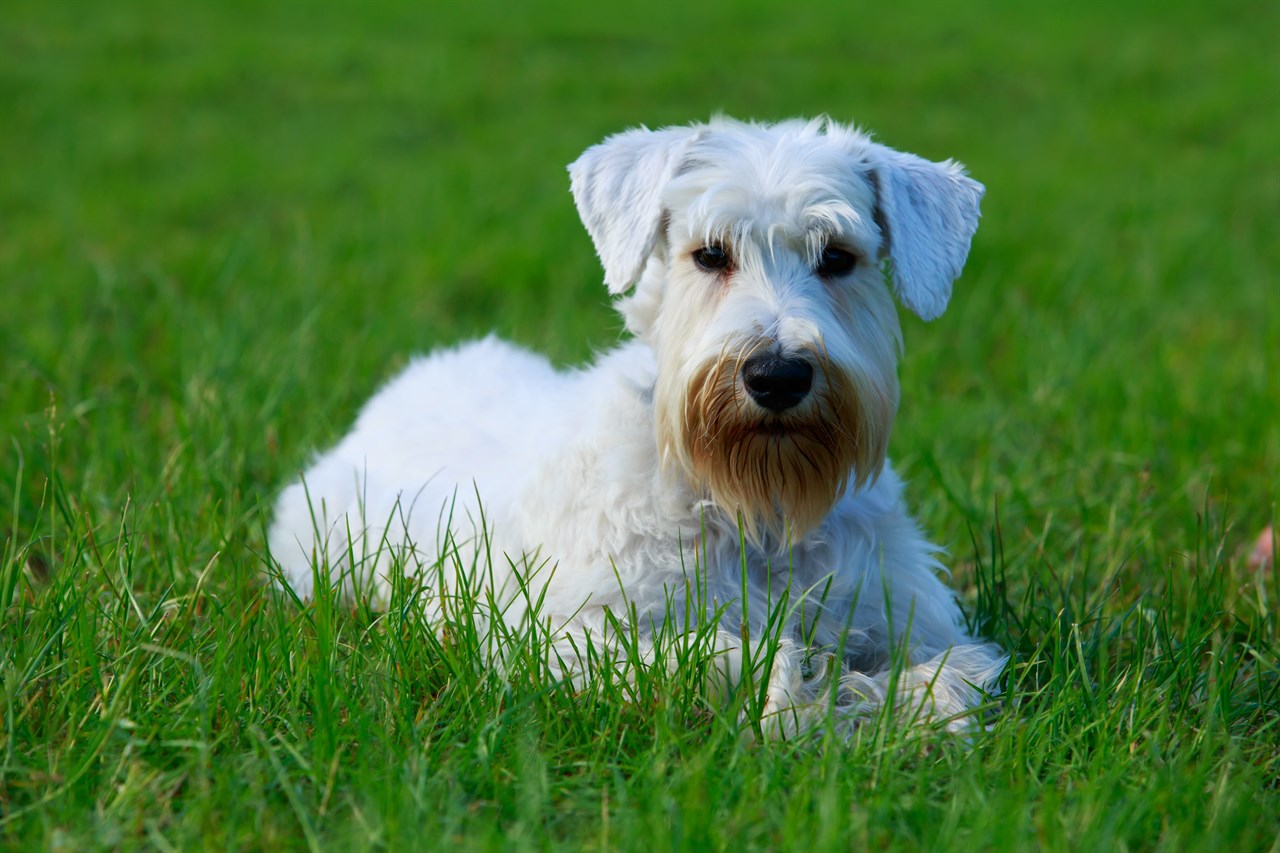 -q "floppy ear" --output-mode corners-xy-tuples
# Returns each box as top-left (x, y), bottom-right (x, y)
(868, 146), (984, 321)
(569, 126), (703, 295)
